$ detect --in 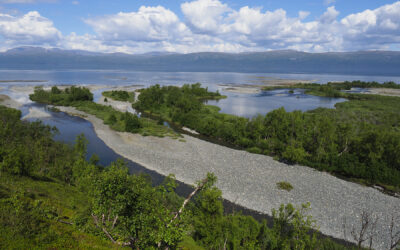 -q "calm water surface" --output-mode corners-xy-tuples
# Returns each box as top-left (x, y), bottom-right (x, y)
(3, 70), (398, 118)
(206, 88), (347, 118)
(1, 70), (400, 86)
